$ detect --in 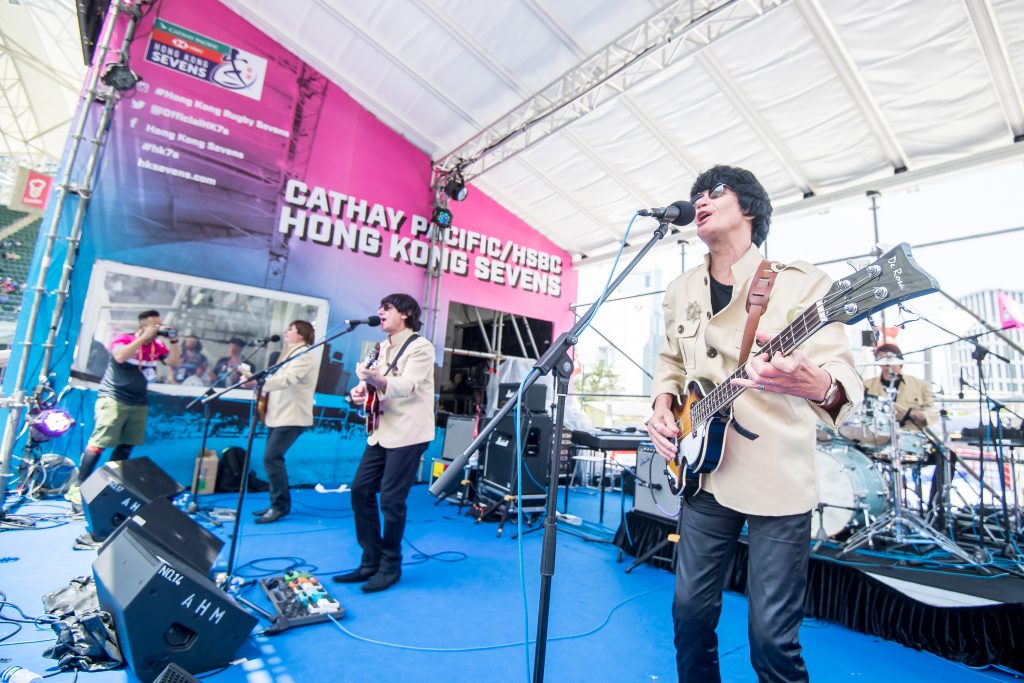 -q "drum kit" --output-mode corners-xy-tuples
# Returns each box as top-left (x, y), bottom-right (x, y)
(812, 379), (977, 562)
